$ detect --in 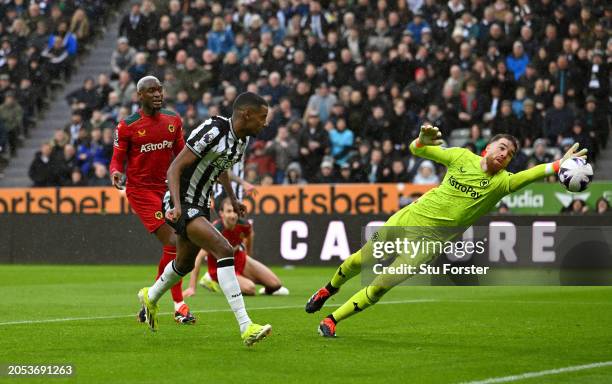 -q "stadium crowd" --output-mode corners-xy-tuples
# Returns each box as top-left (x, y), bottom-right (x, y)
(0, 0), (119, 181)
(19, 0), (611, 188)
